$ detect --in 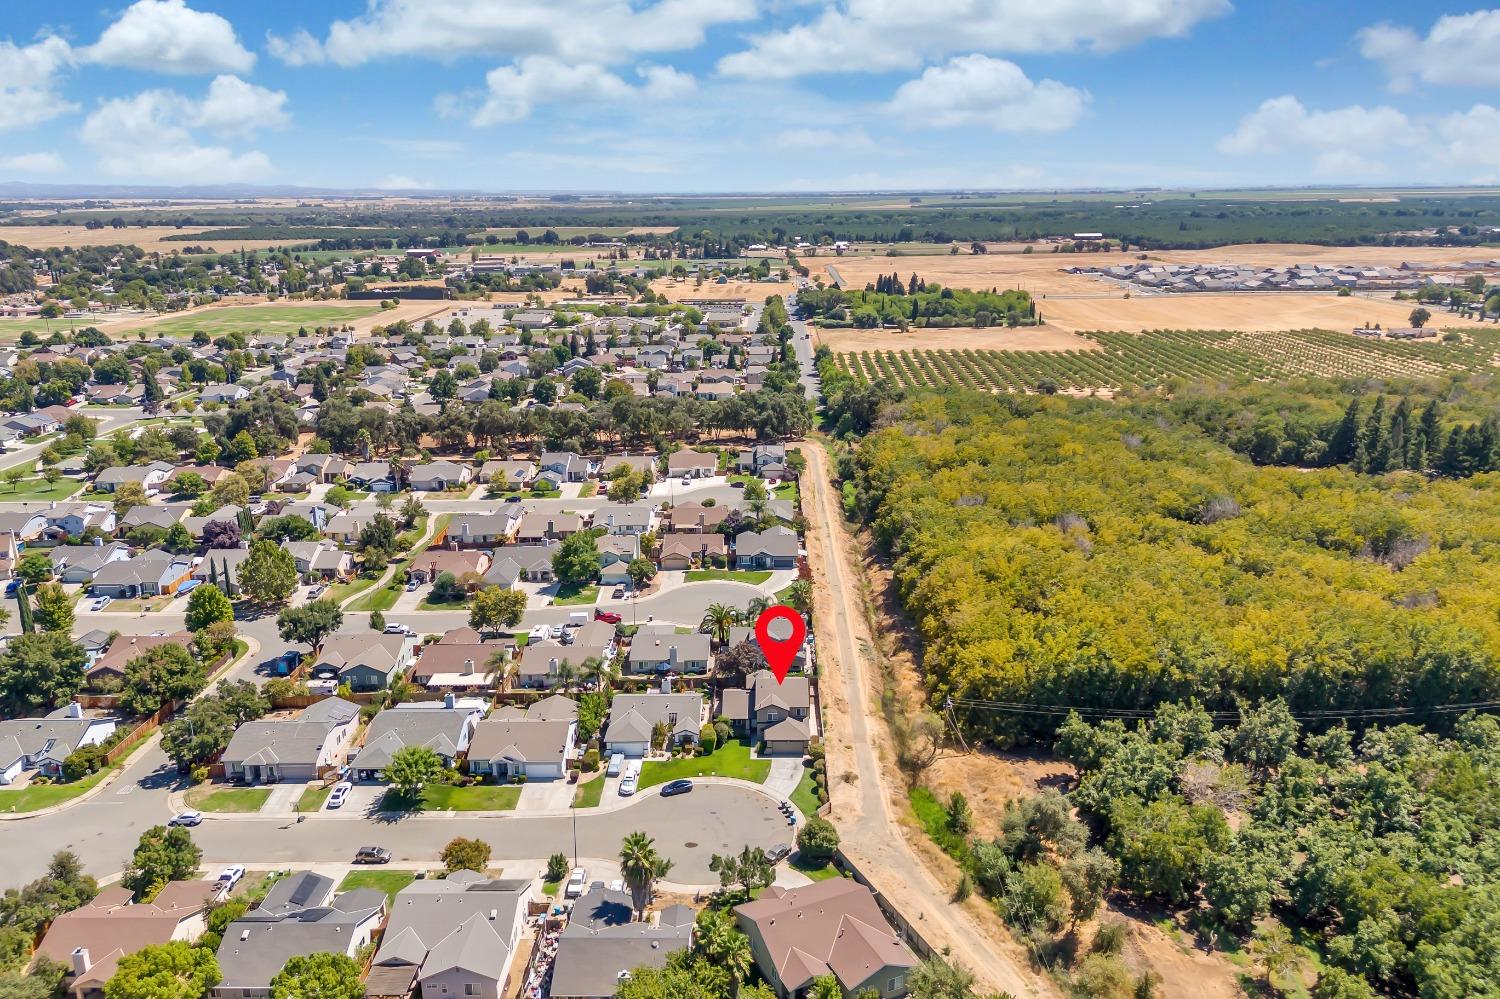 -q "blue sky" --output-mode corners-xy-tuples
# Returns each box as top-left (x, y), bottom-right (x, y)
(3, 0), (1500, 192)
